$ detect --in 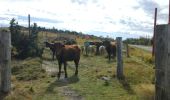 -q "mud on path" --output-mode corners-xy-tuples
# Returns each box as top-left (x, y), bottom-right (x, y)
(42, 60), (84, 100)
